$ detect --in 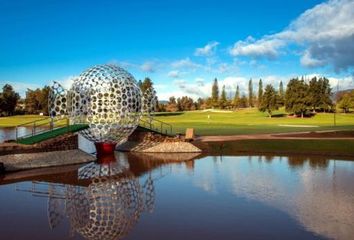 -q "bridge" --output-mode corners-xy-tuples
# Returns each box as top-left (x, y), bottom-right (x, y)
(14, 116), (174, 145)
